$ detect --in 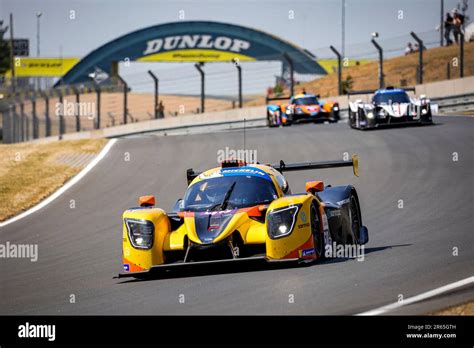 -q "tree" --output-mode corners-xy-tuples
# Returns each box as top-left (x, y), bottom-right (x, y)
(0, 20), (11, 76)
